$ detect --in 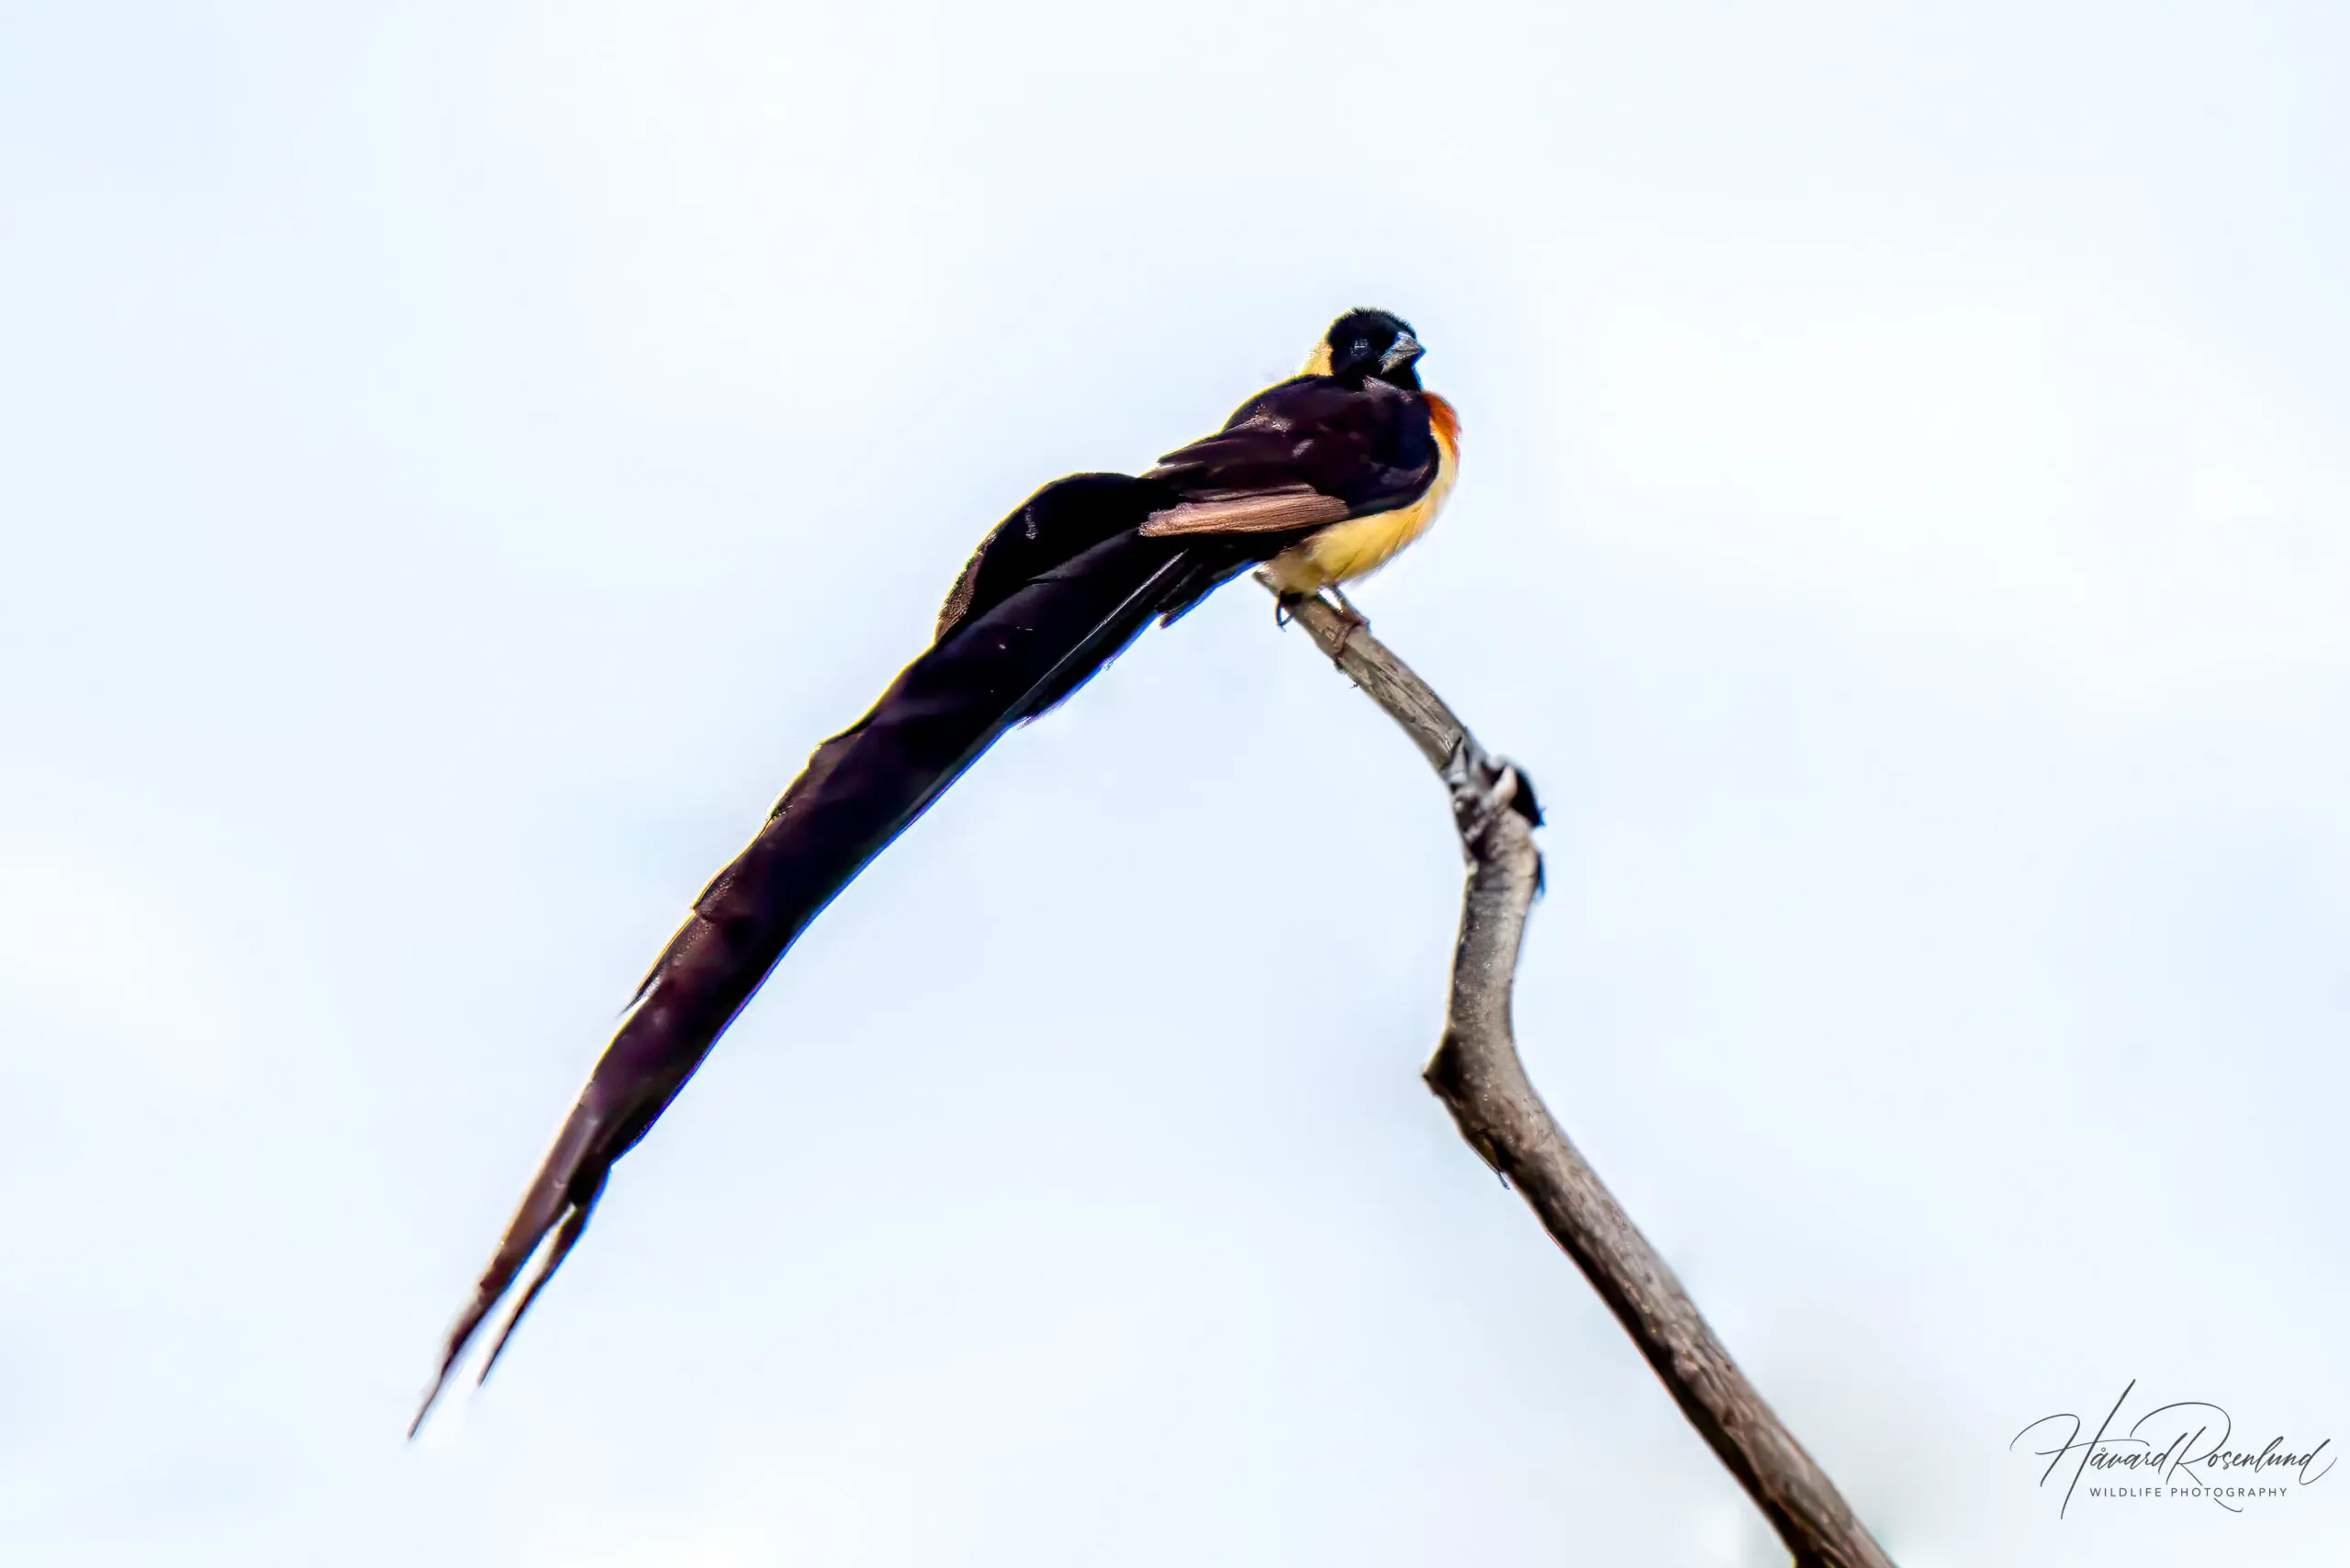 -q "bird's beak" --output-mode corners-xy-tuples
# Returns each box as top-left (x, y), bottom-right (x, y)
(1380, 332), (1425, 373)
